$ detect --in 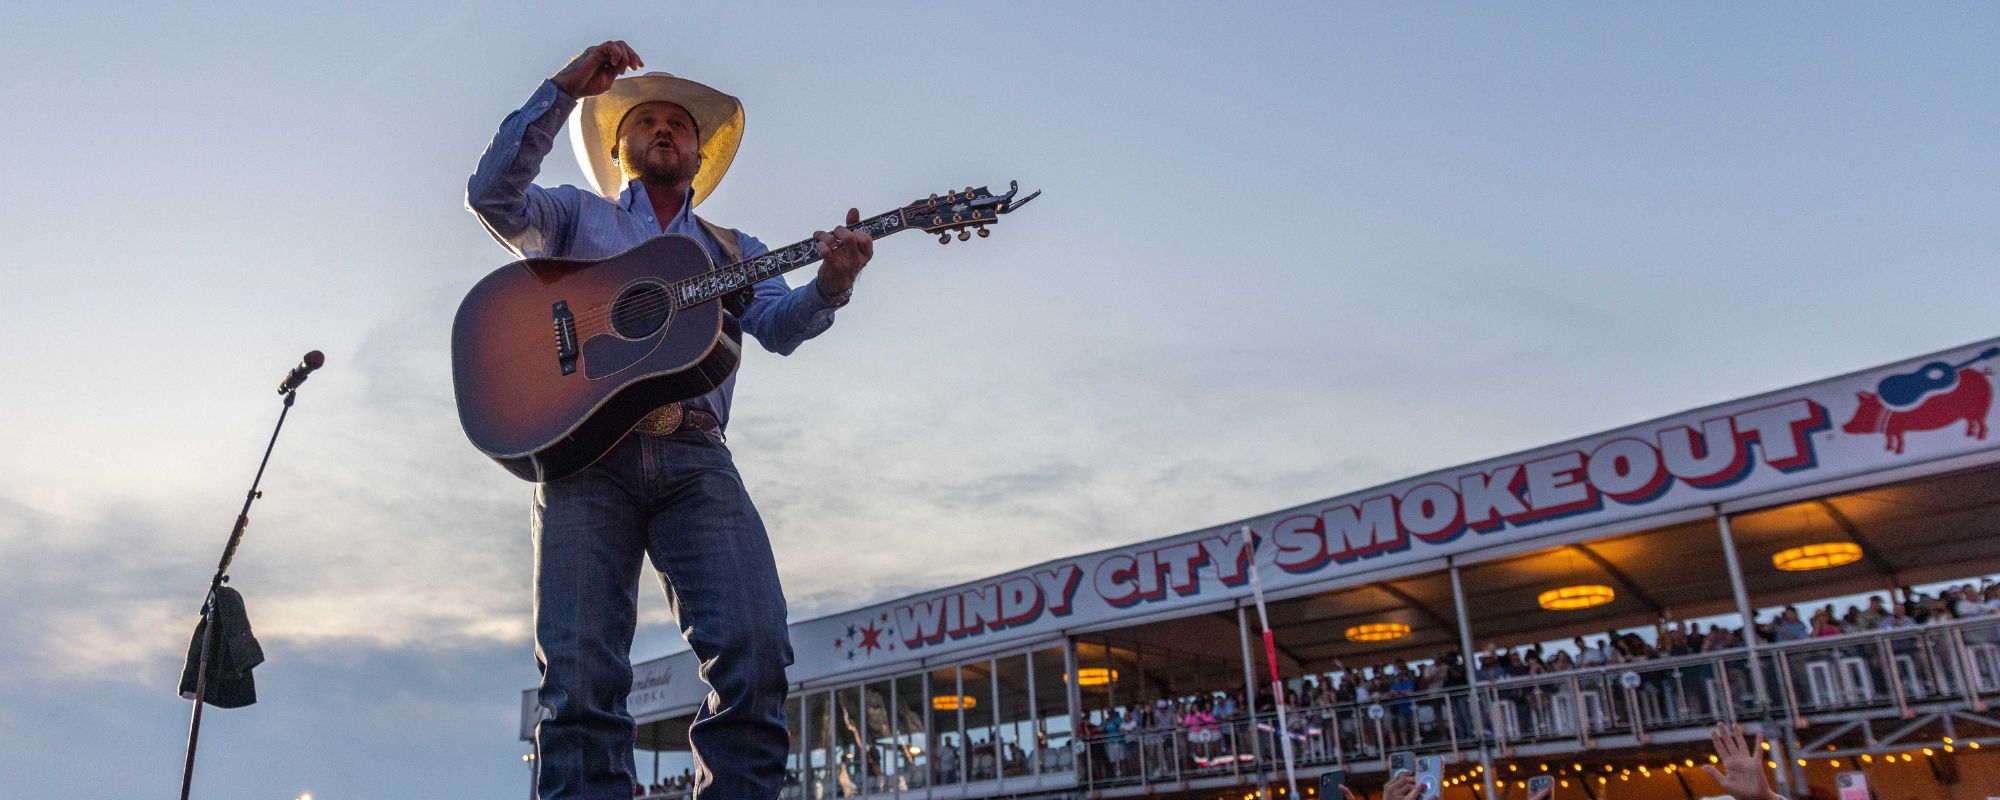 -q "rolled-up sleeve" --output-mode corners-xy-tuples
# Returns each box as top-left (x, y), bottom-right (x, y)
(466, 80), (581, 257)
(736, 233), (841, 355)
